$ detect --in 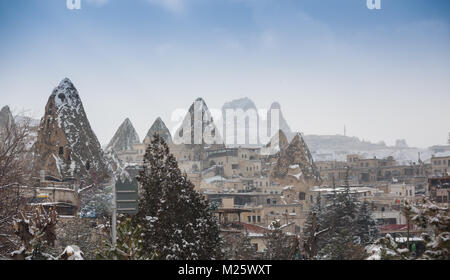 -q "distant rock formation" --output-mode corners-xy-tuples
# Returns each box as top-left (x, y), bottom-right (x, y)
(267, 102), (294, 142)
(222, 97), (260, 147)
(174, 97), (222, 146)
(0, 105), (14, 130)
(270, 132), (321, 183)
(221, 97), (295, 146)
(261, 129), (289, 156)
(34, 78), (108, 179)
(106, 118), (140, 152)
(144, 117), (172, 144)
(395, 139), (408, 148)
